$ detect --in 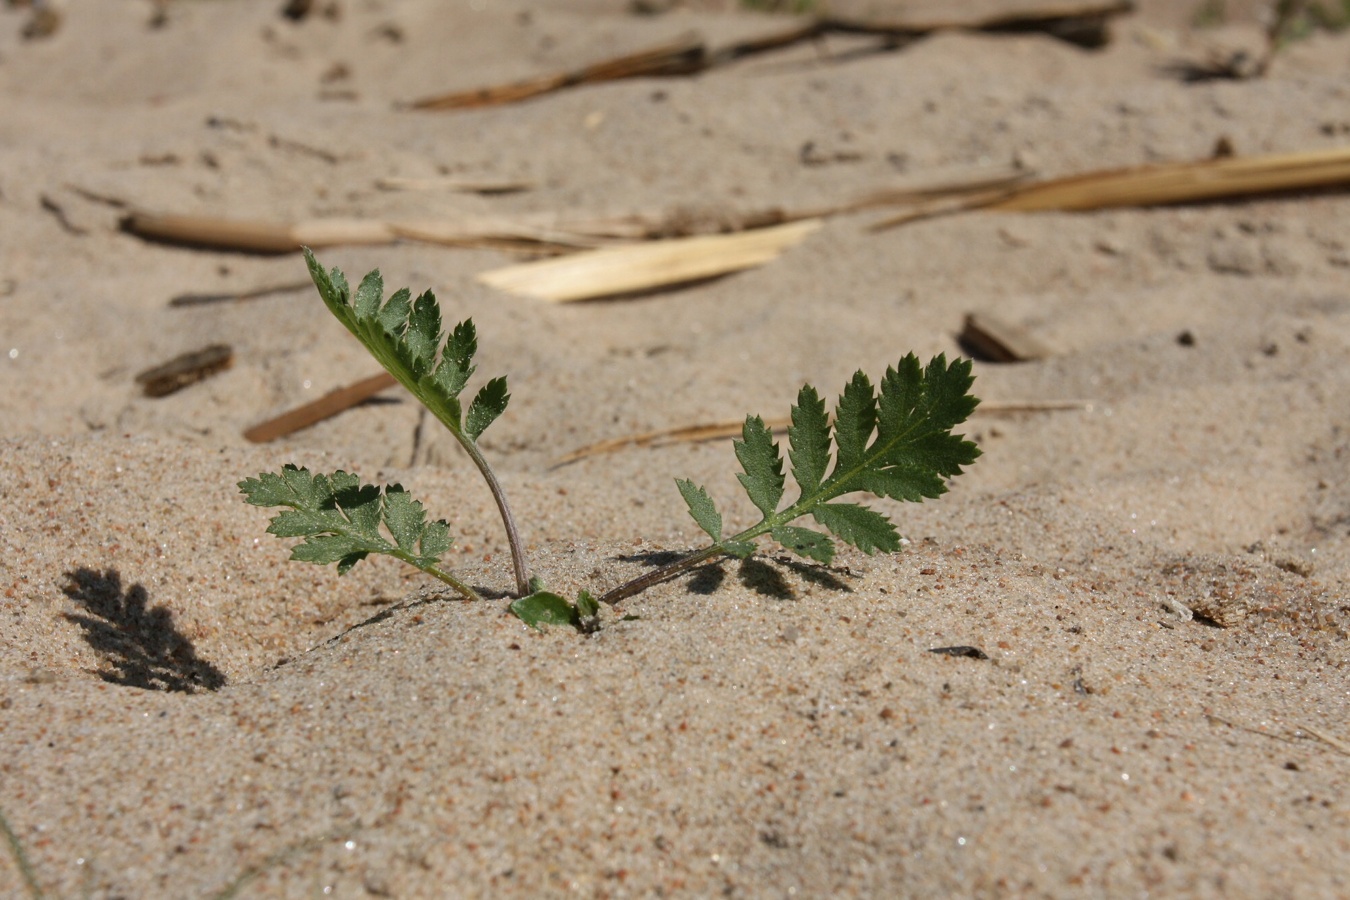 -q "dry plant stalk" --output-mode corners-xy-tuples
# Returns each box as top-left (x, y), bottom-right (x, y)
(244, 372), (397, 443)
